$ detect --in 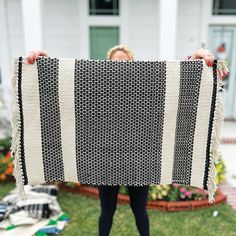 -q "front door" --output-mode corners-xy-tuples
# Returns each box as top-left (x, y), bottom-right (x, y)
(208, 26), (236, 119)
(90, 26), (119, 60)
